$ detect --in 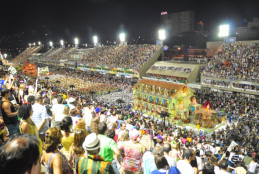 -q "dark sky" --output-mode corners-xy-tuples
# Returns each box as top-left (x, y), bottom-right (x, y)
(1, 0), (259, 40)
